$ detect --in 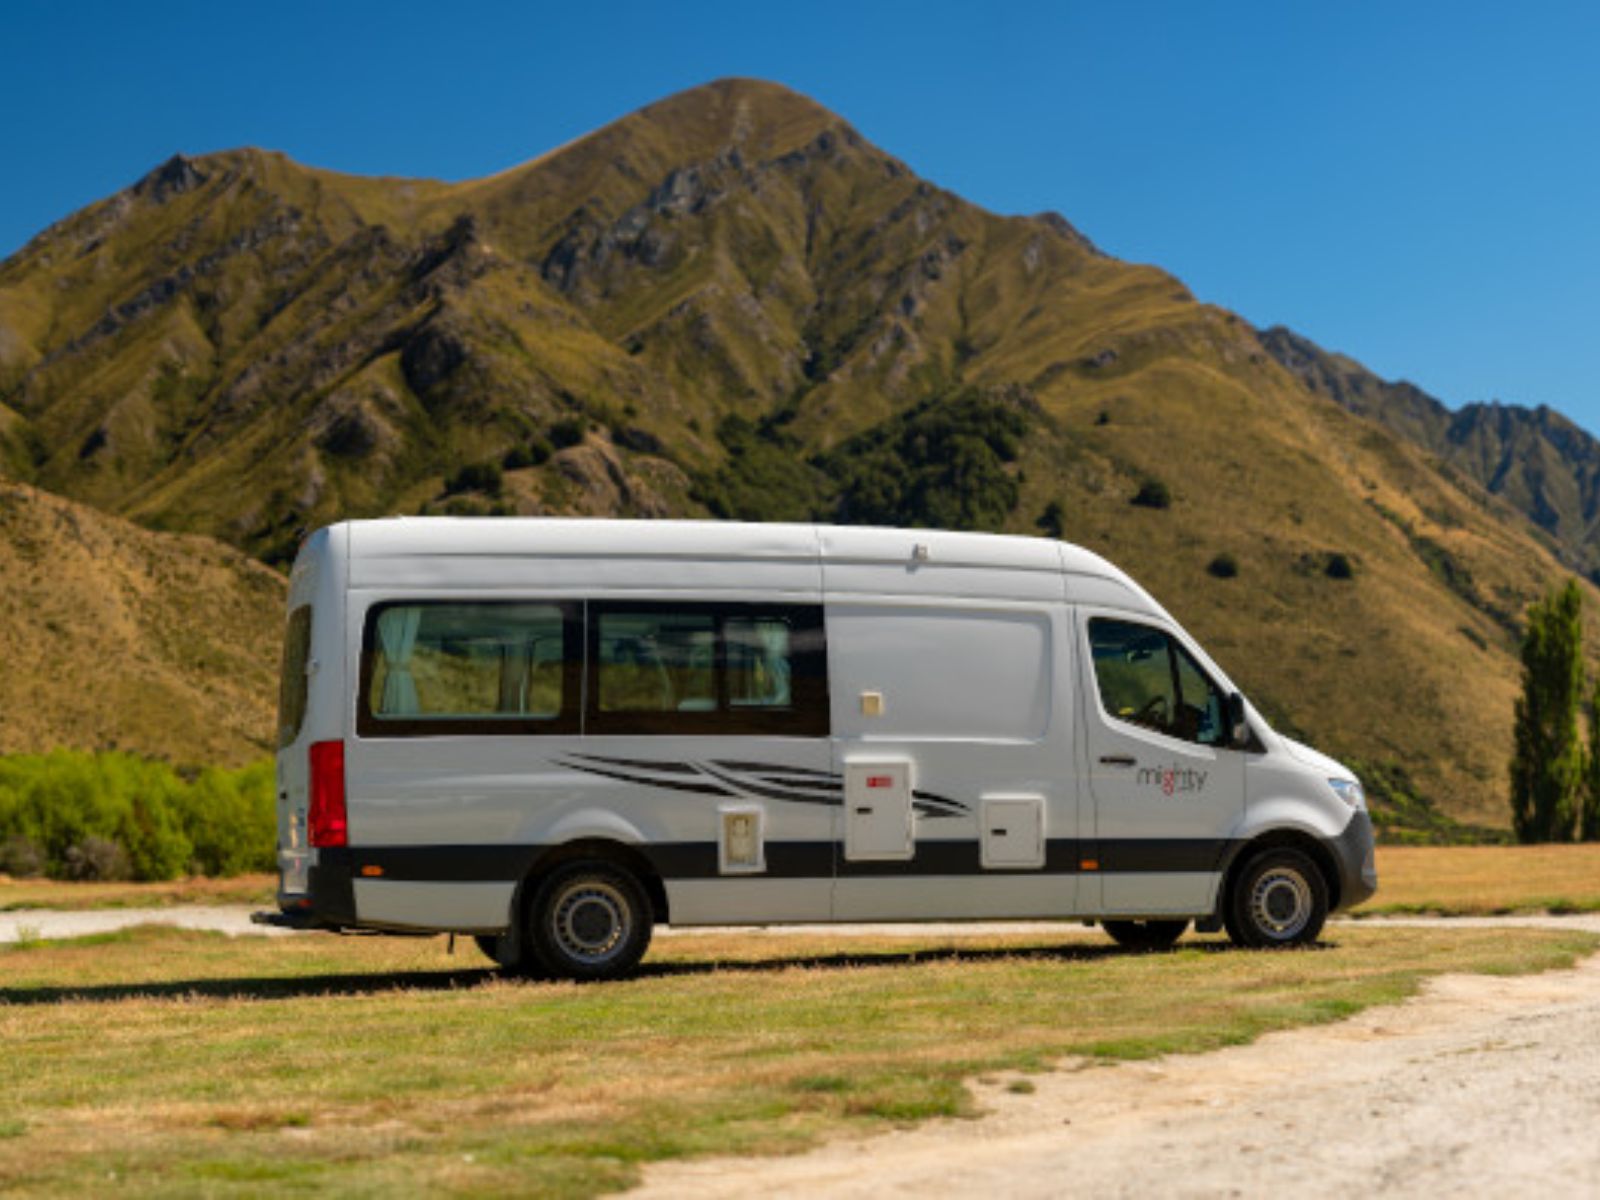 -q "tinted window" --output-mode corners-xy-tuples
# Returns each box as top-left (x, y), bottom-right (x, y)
(587, 602), (828, 736)
(1089, 618), (1225, 746)
(276, 605), (312, 749)
(1171, 639), (1225, 746)
(359, 602), (580, 737)
(726, 616), (794, 709)
(596, 610), (717, 713)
